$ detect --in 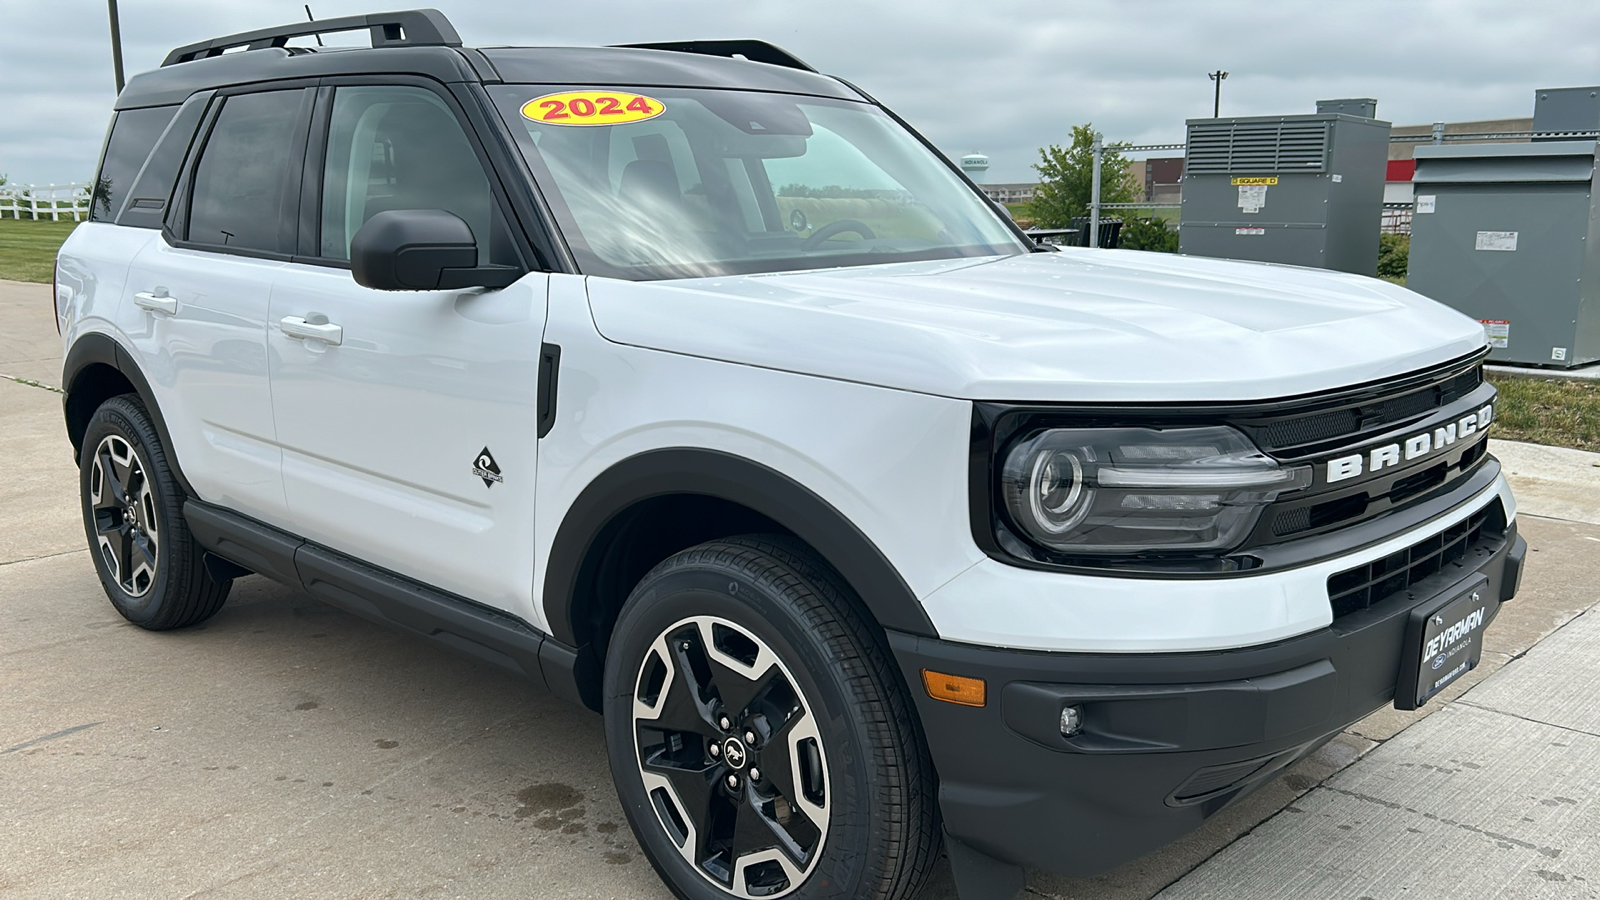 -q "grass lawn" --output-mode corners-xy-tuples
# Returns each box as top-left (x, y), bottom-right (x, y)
(1488, 372), (1600, 452)
(0, 218), (81, 283)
